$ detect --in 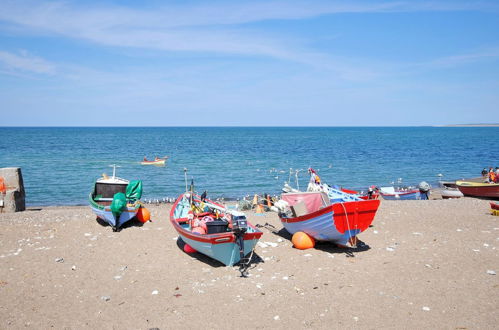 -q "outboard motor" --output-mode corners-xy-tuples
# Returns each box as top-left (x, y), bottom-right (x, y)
(418, 181), (431, 200)
(231, 212), (249, 276)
